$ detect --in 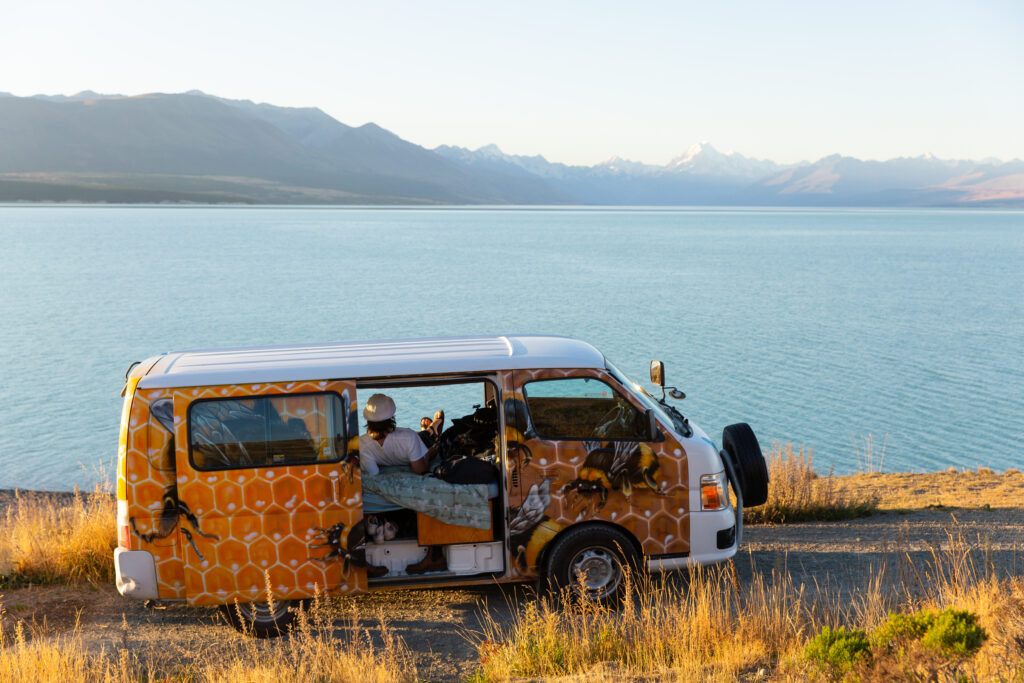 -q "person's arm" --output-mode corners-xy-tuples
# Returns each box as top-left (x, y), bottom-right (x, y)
(410, 456), (429, 474)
